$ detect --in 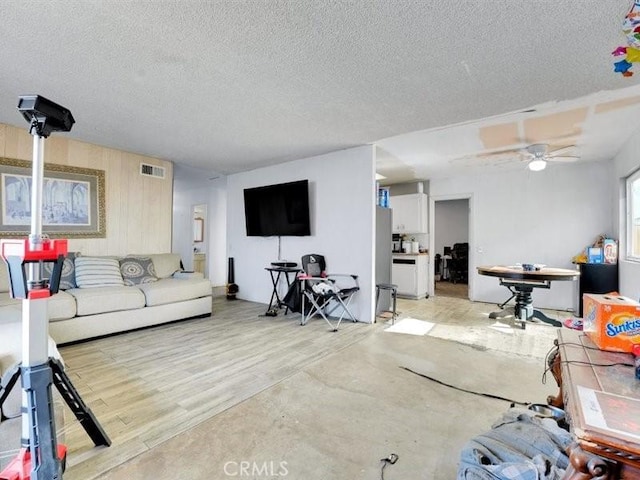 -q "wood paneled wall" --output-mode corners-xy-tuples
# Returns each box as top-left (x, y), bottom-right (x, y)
(0, 123), (173, 256)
